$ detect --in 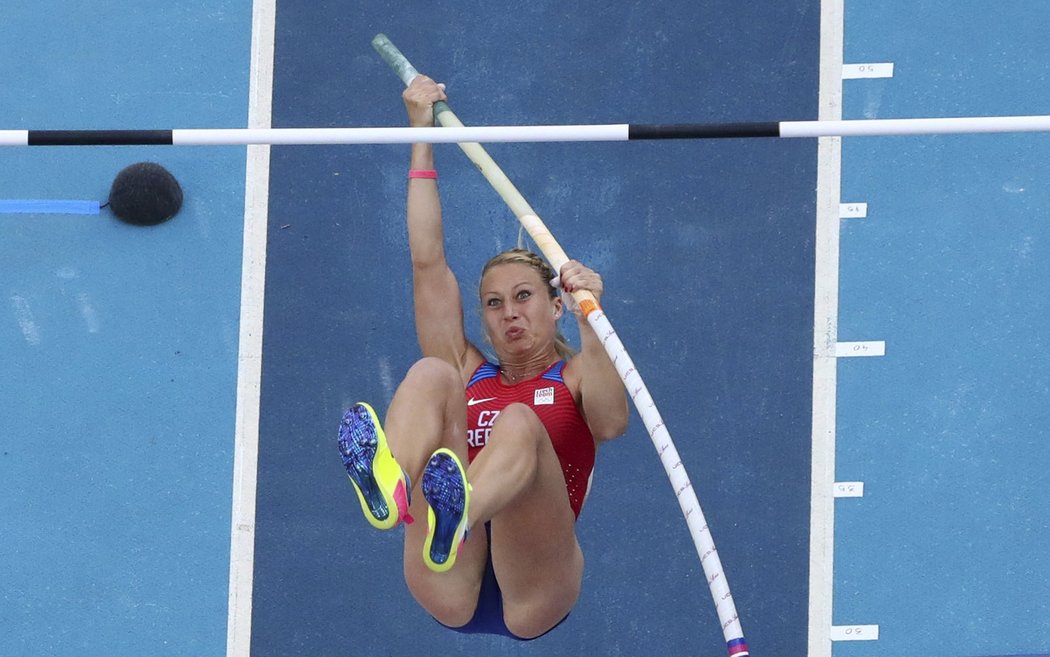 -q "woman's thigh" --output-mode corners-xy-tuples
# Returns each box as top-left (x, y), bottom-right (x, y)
(487, 408), (583, 638)
(392, 357), (489, 628)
